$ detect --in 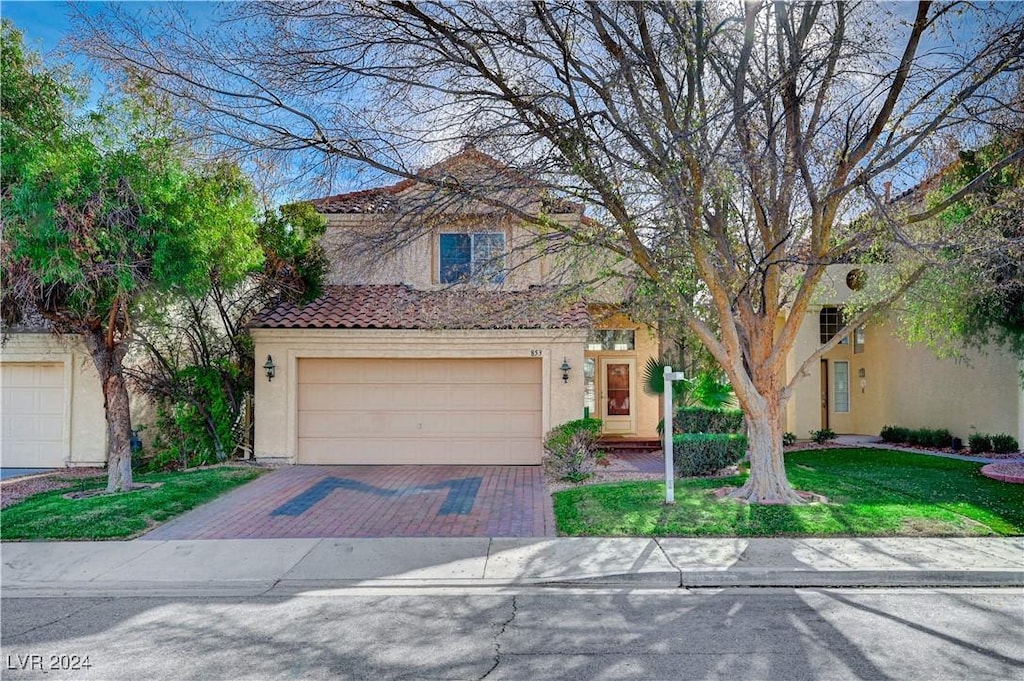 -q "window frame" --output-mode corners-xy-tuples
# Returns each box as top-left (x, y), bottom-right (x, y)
(586, 329), (636, 351)
(819, 306), (848, 345)
(438, 231), (506, 284)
